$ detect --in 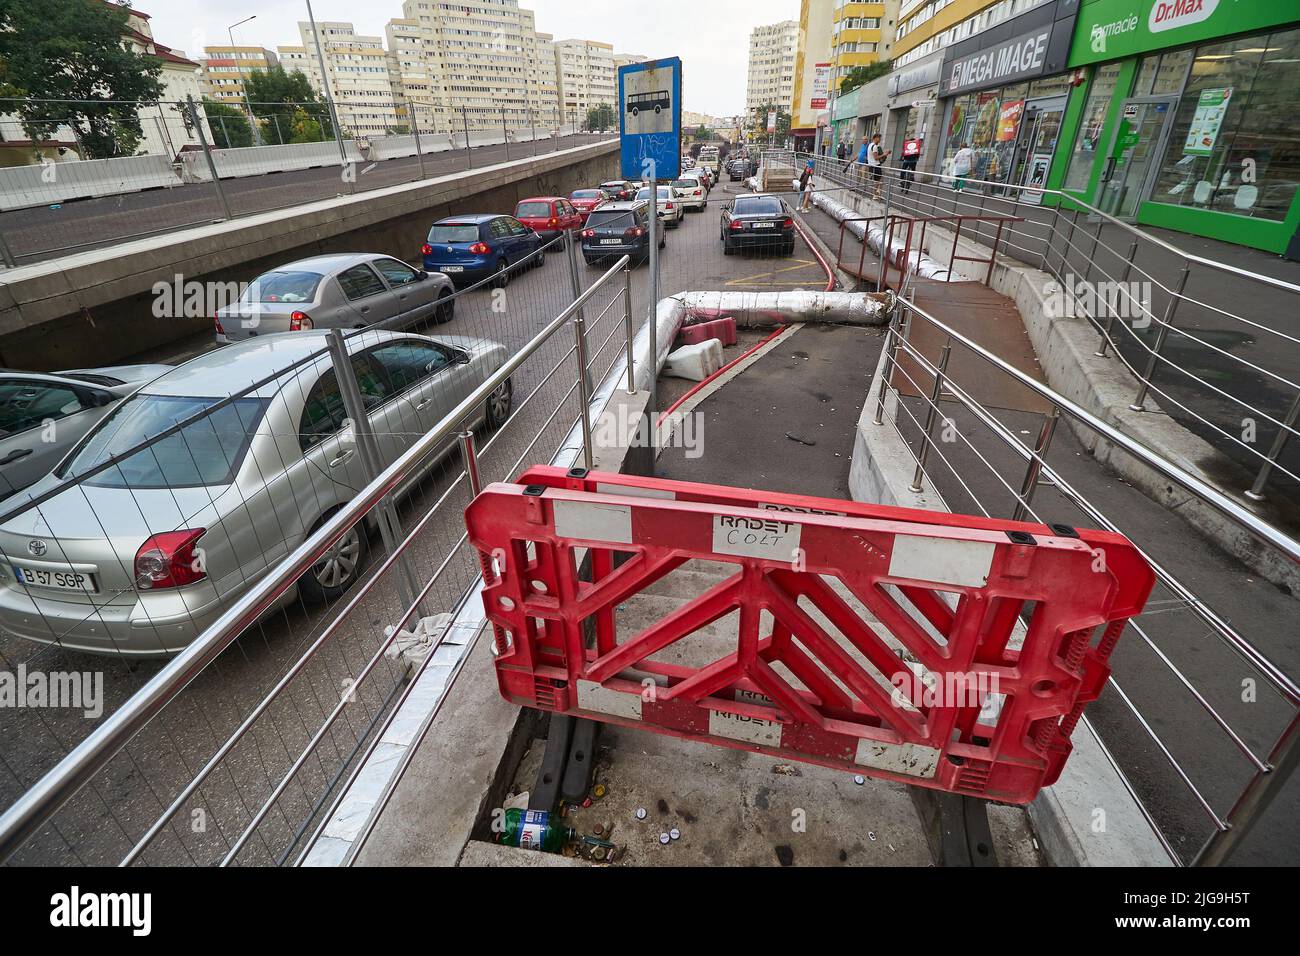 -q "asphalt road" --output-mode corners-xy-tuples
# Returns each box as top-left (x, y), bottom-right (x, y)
(0, 182), (830, 866)
(0, 134), (608, 265)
